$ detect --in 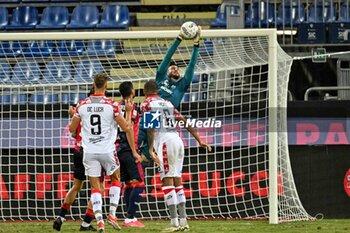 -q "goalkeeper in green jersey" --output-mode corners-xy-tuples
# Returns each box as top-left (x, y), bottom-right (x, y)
(139, 26), (201, 162)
